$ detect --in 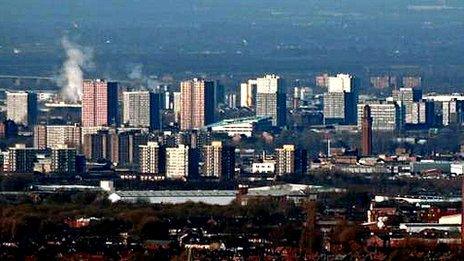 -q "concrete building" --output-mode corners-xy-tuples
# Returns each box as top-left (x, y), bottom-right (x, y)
(239, 79), (257, 108)
(203, 141), (236, 180)
(255, 74), (286, 127)
(82, 79), (119, 127)
(7, 144), (38, 173)
(33, 125), (47, 149)
(180, 78), (216, 130)
(410, 101), (434, 126)
(46, 124), (82, 149)
(172, 92), (181, 123)
(6, 91), (37, 126)
(226, 93), (237, 109)
(392, 87), (422, 125)
(82, 128), (148, 166)
(357, 102), (400, 131)
(139, 142), (165, 175)
(51, 144), (77, 174)
(442, 99), (464, 126)
(327, 73), (354, 93)
(82, 129), (117, 162)
(122, 91), (161, 130)
(323, 74), (357, 125)
(166, 144), (190, 180)
(204, 116), (272, 137)
(275, 145), (307, 176)
(252, 161), (275, 174)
